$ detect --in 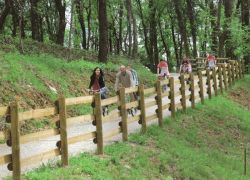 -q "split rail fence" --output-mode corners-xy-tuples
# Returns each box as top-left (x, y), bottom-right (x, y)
(0, 60), (245, 180)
